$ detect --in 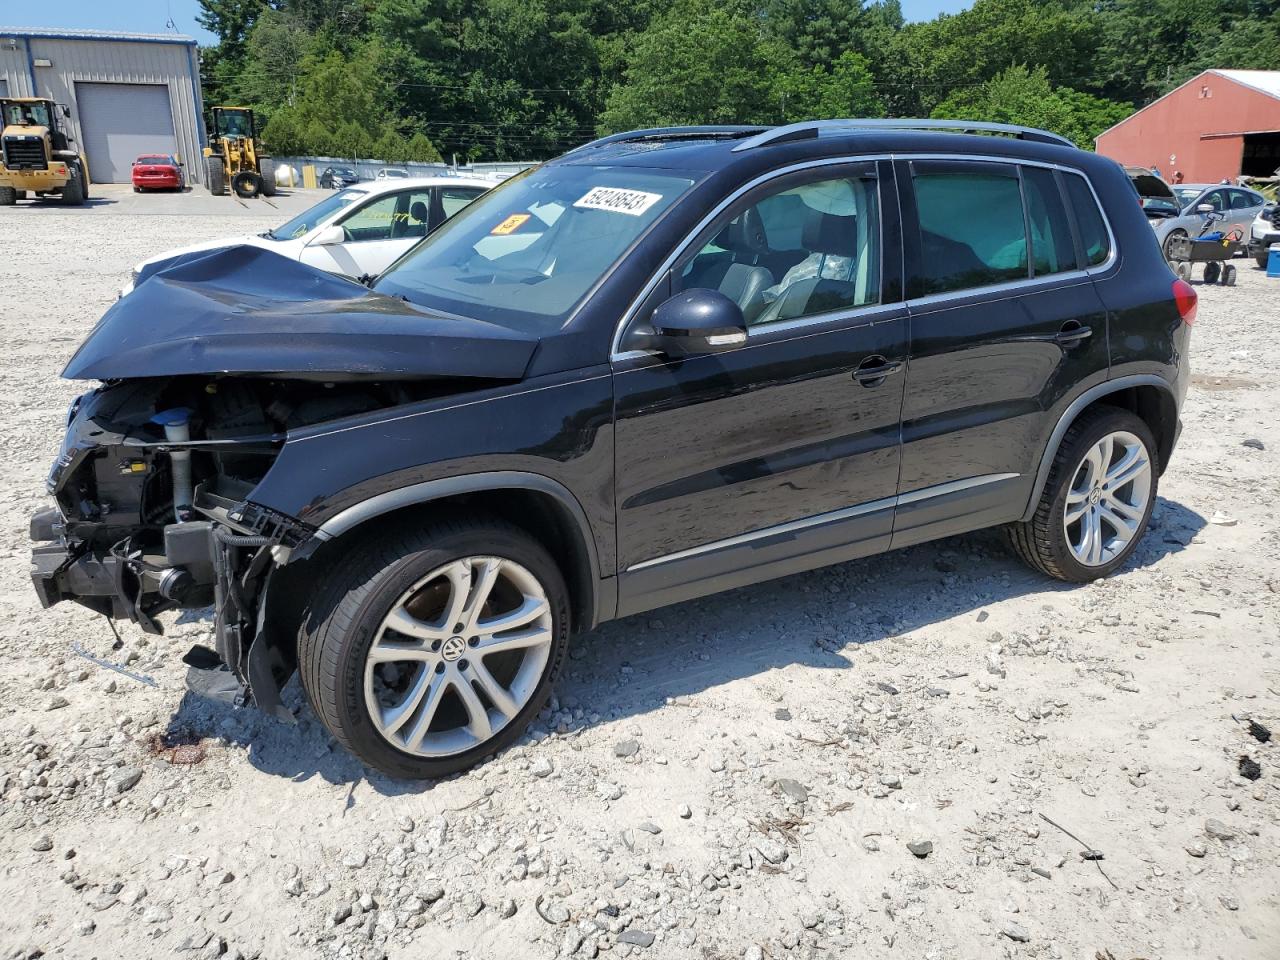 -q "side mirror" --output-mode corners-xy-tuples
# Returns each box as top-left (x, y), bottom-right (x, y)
(1196, 203), (1214, 214)
(310, 224), (346, 246)
(639, 289), (747, 357)
(61, 105), (71, 118)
